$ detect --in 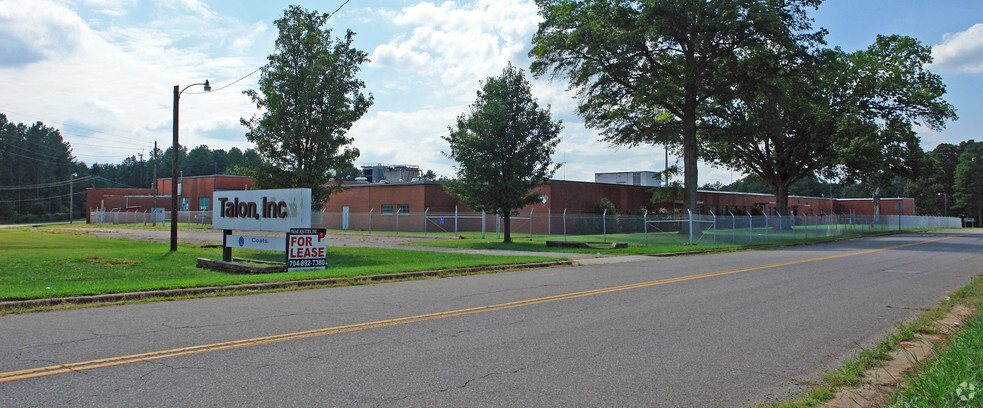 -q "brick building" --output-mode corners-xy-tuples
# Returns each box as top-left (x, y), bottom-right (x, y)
(322, 180), (915, 217)
(86, 175), (915, 224)
(85, 175), (252, 222)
